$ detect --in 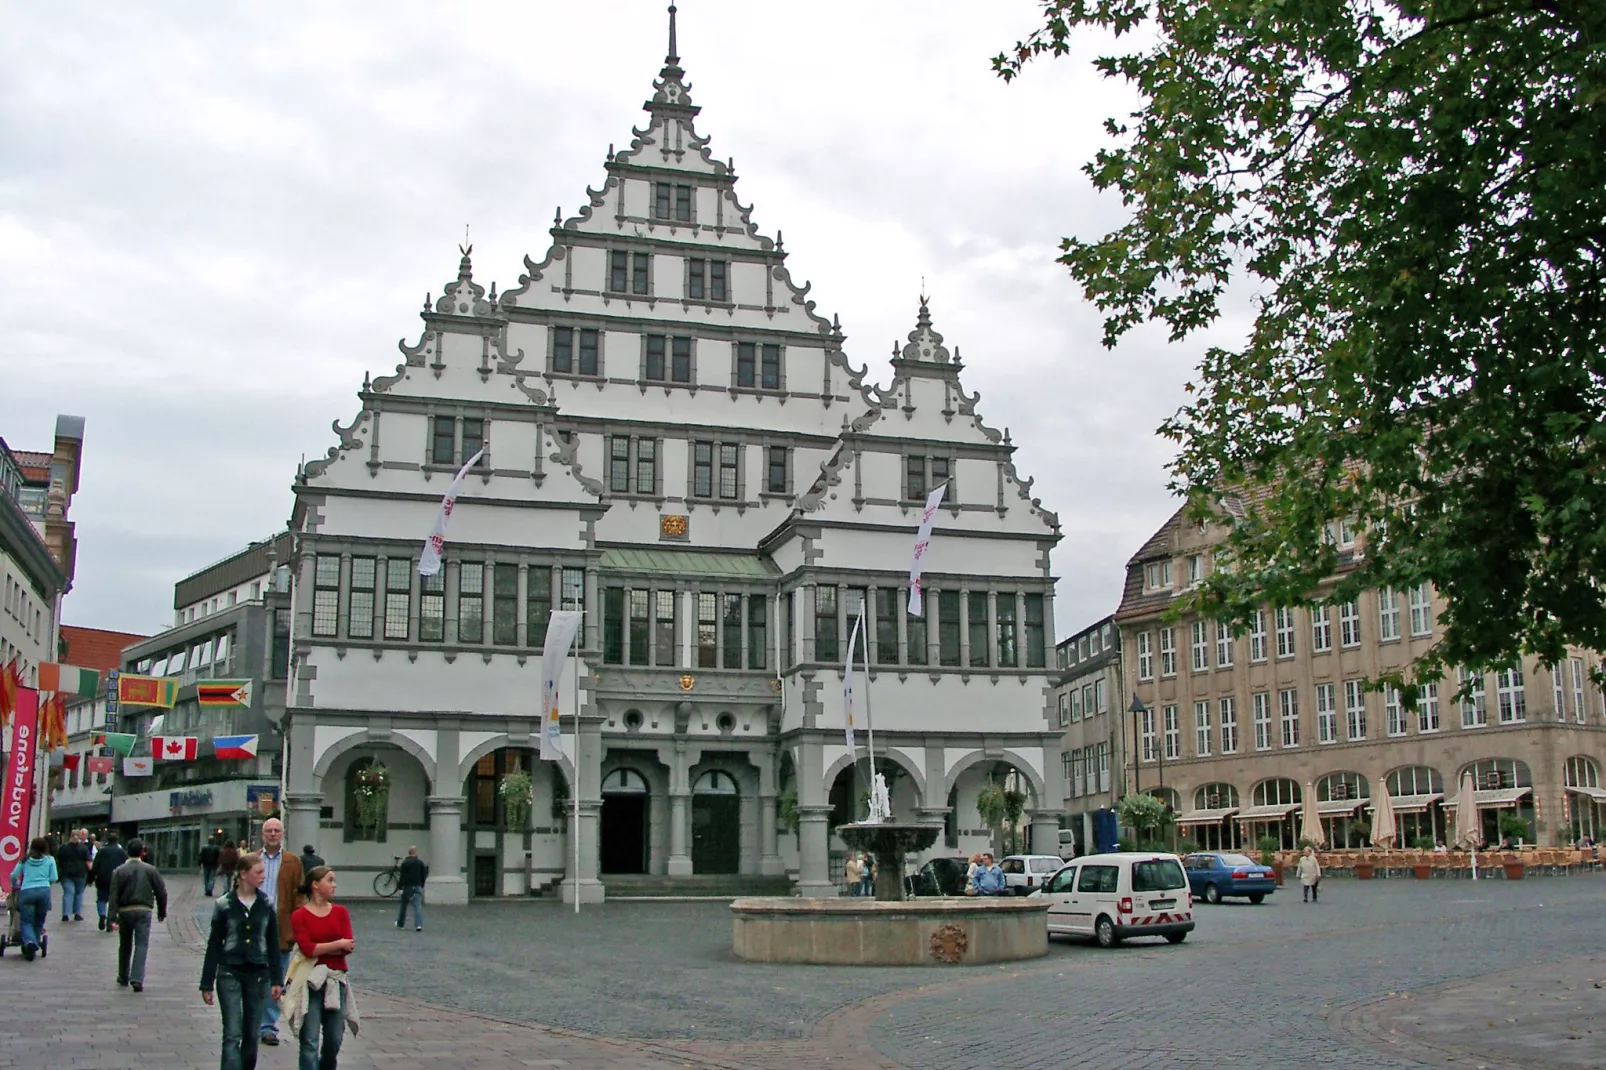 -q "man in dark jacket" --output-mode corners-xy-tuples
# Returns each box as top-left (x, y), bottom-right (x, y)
(90, 832), (128, 932)
(299, 844), (324, 870)
(111, 837), (168, 992)
(199, 838), (221, 897)
(396, 845), (428, 931)
(55, 829), (91, 922)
